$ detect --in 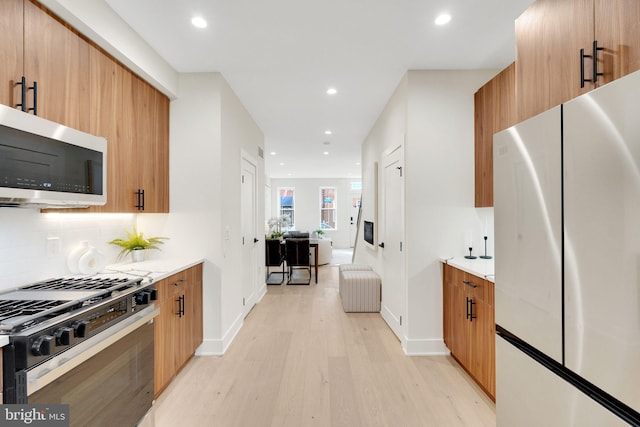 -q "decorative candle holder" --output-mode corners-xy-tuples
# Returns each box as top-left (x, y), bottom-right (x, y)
(464, 247), (477, 259)
(480, 235), (493, 259)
